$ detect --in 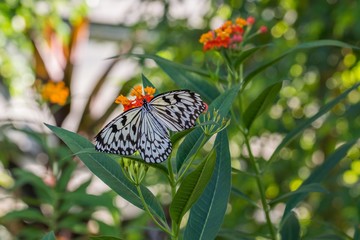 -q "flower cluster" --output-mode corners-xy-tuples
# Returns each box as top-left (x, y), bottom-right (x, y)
(120, 158), (149, 186)
(115, 85), (156, 111)
(40, 81), (69, 106)
(199, 16), (267, 51)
